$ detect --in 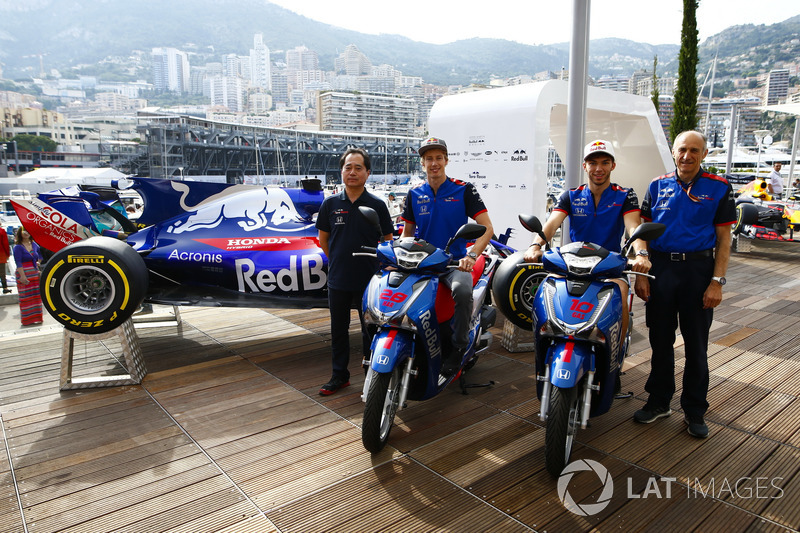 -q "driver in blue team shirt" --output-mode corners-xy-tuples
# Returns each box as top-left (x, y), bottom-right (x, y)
(400, 137), (494, 377)
(524, 139), (651, 349)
